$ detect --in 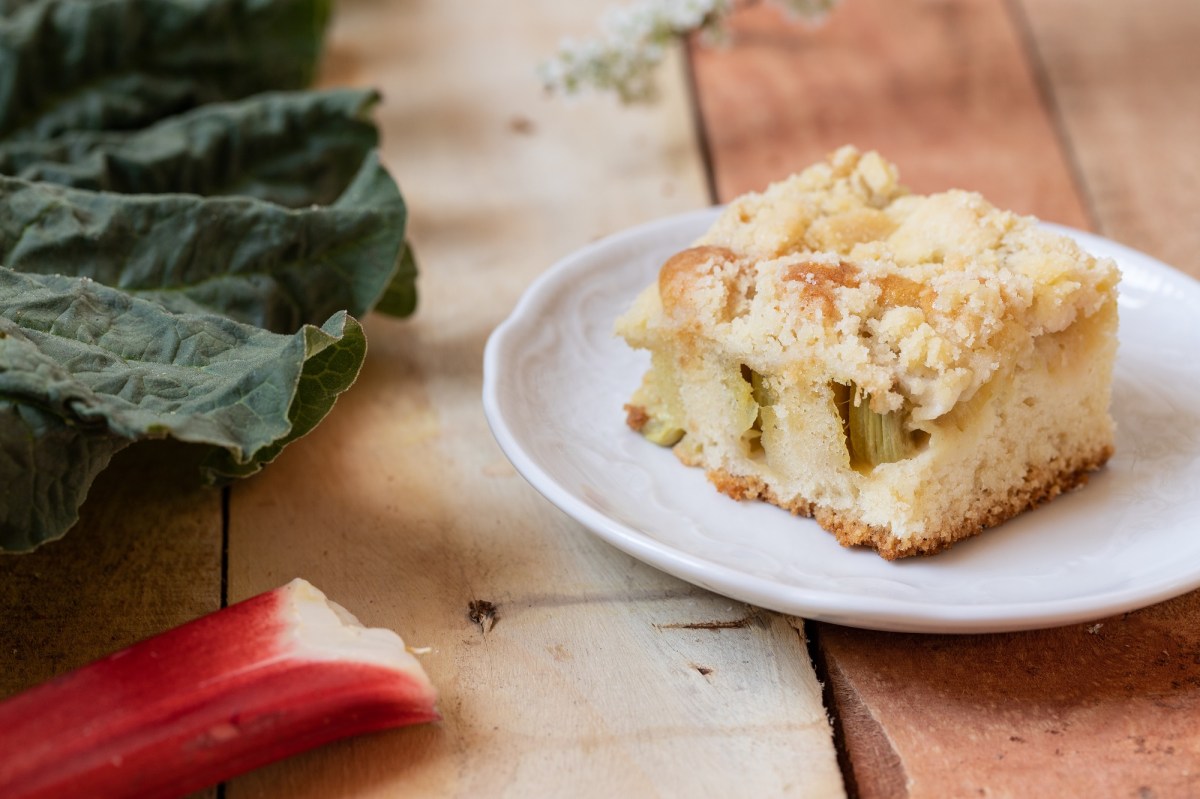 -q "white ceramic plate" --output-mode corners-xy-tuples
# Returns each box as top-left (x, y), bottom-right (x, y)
(483, 208), (1200, 633)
